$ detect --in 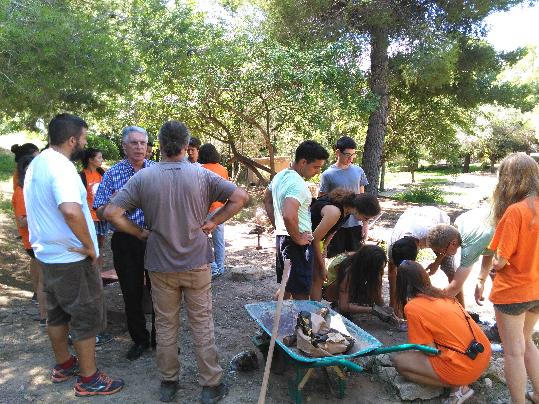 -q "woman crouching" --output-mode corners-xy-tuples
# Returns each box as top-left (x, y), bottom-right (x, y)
(392, 261), (491, 404)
